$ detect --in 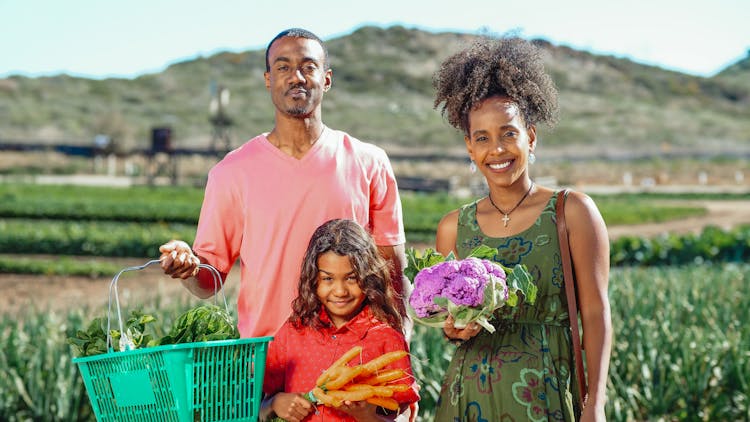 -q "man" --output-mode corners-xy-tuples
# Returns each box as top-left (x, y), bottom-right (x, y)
(159, 28), (410, 340)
